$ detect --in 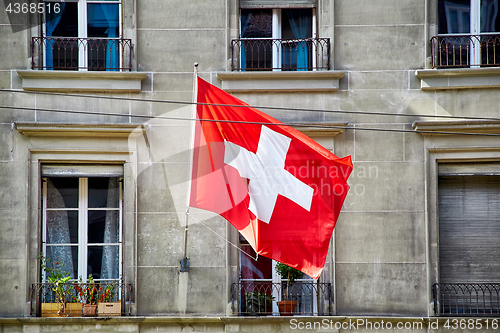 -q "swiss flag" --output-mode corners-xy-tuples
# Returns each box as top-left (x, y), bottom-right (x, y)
(189, 77), (352, 279)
